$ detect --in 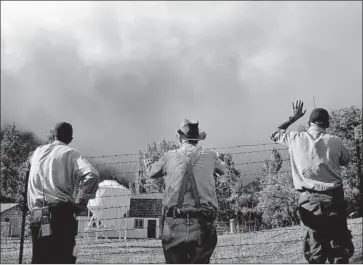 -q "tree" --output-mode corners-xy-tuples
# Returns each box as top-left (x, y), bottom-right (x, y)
(138, 139), (179, 193)
(214, 152), (240, 222)
(257, 149), (300, 228)
(262, 148), (283, 175)
(327, 106), (362, 215)
(257, 172), (300, 228)
(0, 123), (40, 203)
(231, 177), (263, 230)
